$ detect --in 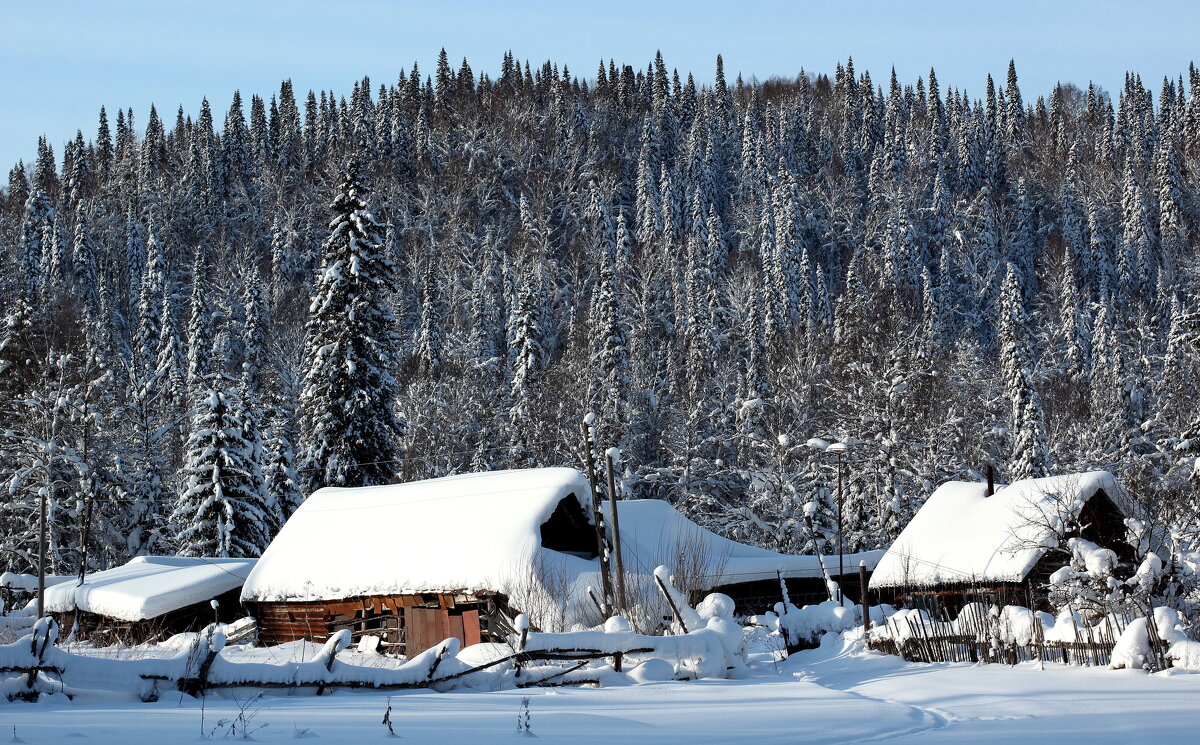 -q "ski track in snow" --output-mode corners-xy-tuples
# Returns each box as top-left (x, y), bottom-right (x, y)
(791, 636), (1197, 744)
(788, 641), (954, 744)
